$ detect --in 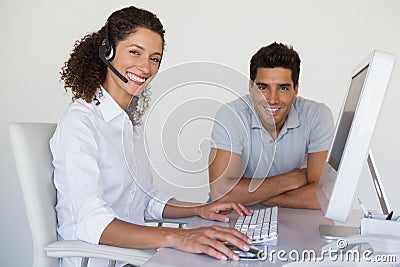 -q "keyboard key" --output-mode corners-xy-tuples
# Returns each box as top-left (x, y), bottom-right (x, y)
(233, 206), (278, 245)
(250, 210), (259, 225)
(257, 209), (265, 224)
(264, 208), (271, 222)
